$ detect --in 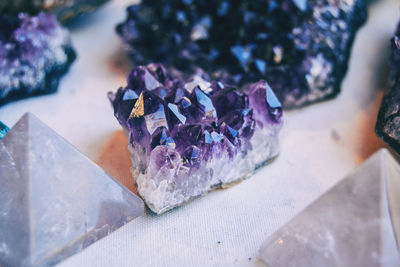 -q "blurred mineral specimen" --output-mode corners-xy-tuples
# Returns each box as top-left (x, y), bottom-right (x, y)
(0, 12), (76, 106)
(0, 0), (109, 23)
(108, 63), (282, 214)
(0, 113), (144, 267)
(376, 21), (400, 154)
(116, 0), (367, 108)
